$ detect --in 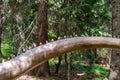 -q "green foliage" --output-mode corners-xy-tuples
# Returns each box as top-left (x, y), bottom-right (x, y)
(1, 39), (13, 57)
(1, 0), (111, 78)
(74, 0), (111, 36)
(48, 29), (57, 40)
(49, 59), (109, 79)
(2, 0), (37, 55)
(73, 63), (109, 79)
(48, 0), (111, 38)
